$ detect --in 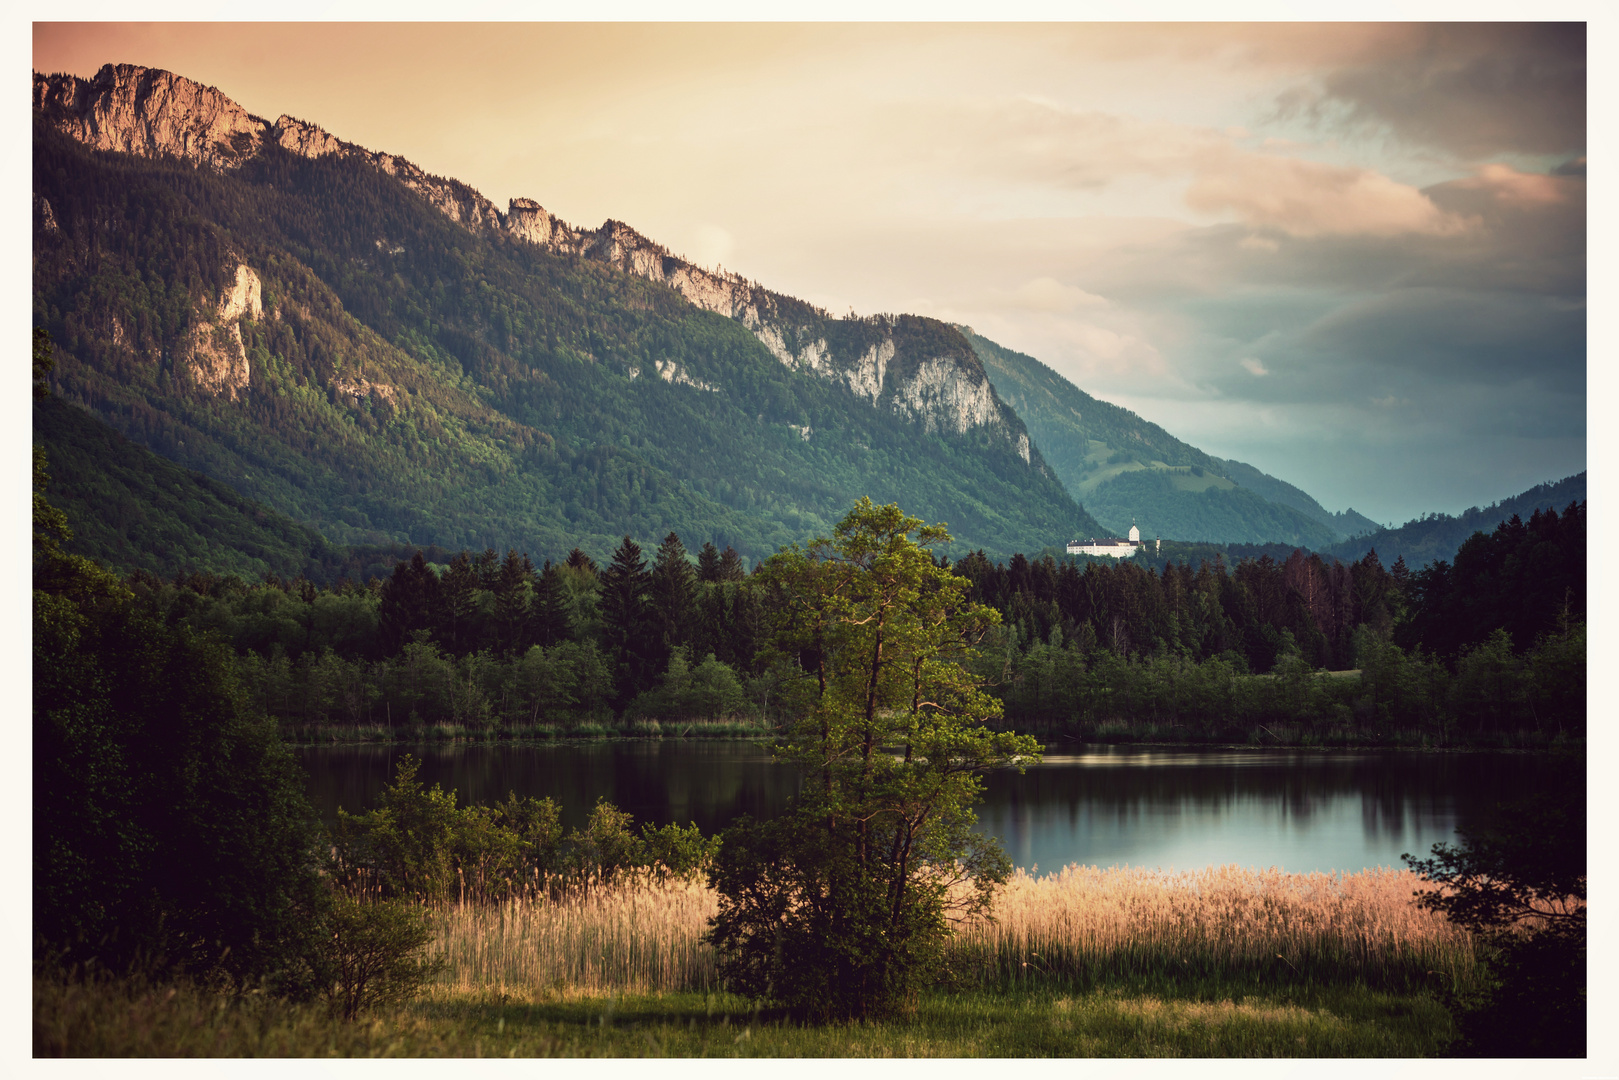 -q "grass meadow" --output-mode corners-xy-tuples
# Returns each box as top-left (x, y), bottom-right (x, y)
(35, 863), (1479, 1057)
